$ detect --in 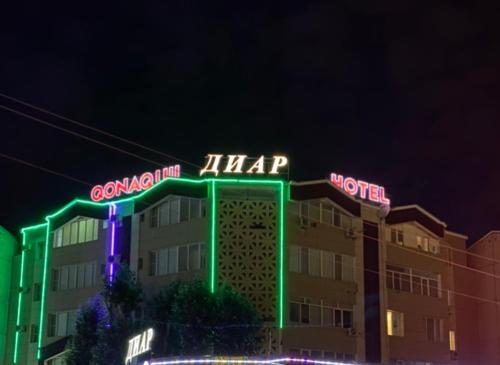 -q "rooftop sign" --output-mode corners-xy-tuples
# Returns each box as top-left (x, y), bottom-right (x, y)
(200, 154), (288, 176)
(330, 173), (390, 205)
(90, 165), (181, 202)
